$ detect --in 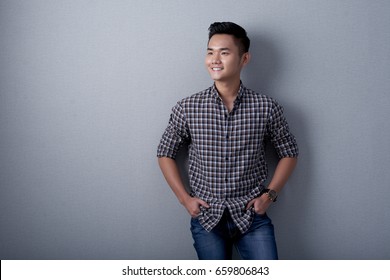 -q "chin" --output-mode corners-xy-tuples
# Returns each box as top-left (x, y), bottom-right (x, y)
(209, 74), (225, 81)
